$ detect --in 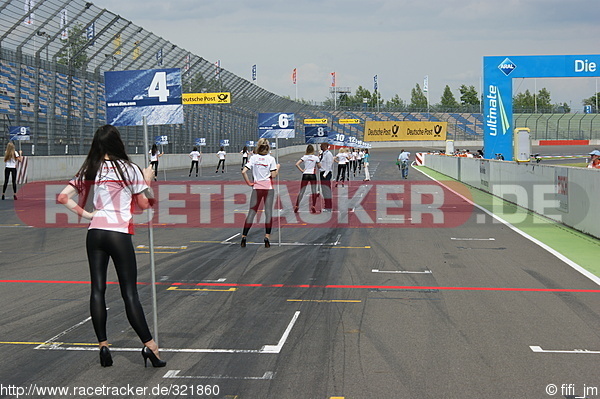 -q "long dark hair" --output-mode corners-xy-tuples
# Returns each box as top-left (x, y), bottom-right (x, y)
(151, 144), (158, 156)
(75, 125), (137, 207)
